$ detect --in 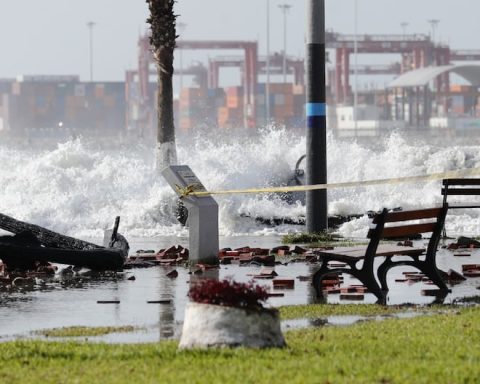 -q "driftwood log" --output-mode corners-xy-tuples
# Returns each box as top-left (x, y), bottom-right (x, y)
(0, 213), (101, 250)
